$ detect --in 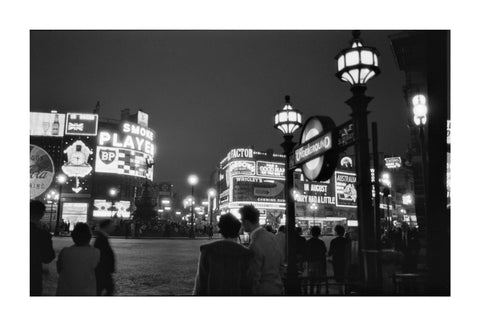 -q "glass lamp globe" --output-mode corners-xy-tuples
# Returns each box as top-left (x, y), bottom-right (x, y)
(274, 95), (302, 135)
(188, 174), (199, 186)
(335, 31), (380, 86)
